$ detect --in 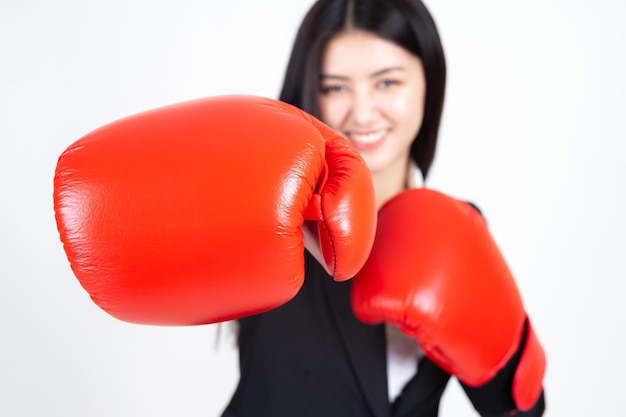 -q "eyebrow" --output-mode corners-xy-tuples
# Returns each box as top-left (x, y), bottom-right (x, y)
(320, 66), (406, 81)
